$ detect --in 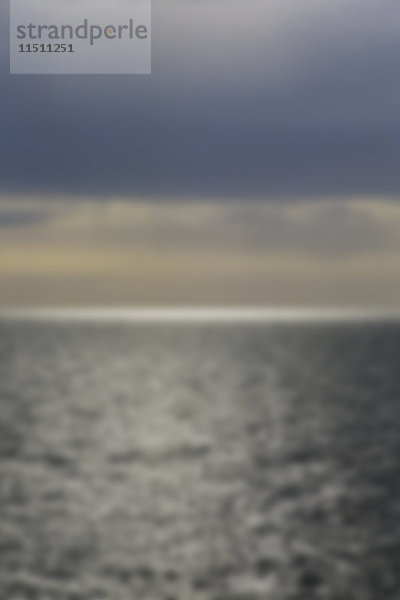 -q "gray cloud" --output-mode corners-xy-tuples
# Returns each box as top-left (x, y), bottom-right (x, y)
(0, 208), (50, 227)
(1, 0), (400, 199)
